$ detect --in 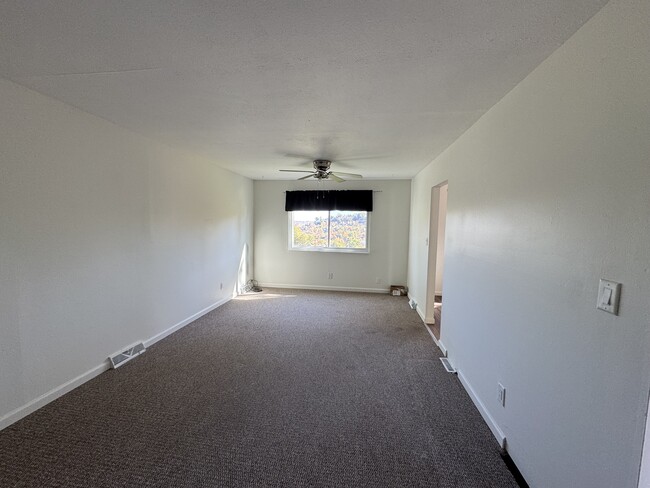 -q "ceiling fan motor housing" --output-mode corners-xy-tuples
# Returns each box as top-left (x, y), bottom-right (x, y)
(313, 159), (331, 172)
(279, 158), (360, 181)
